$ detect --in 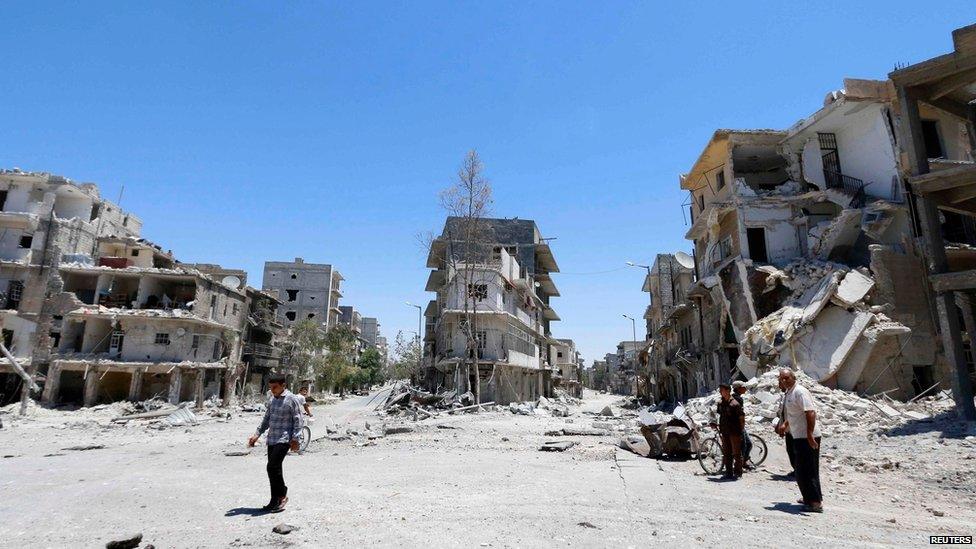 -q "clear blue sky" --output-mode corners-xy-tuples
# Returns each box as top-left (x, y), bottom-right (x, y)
(1, 3), (972, 363)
